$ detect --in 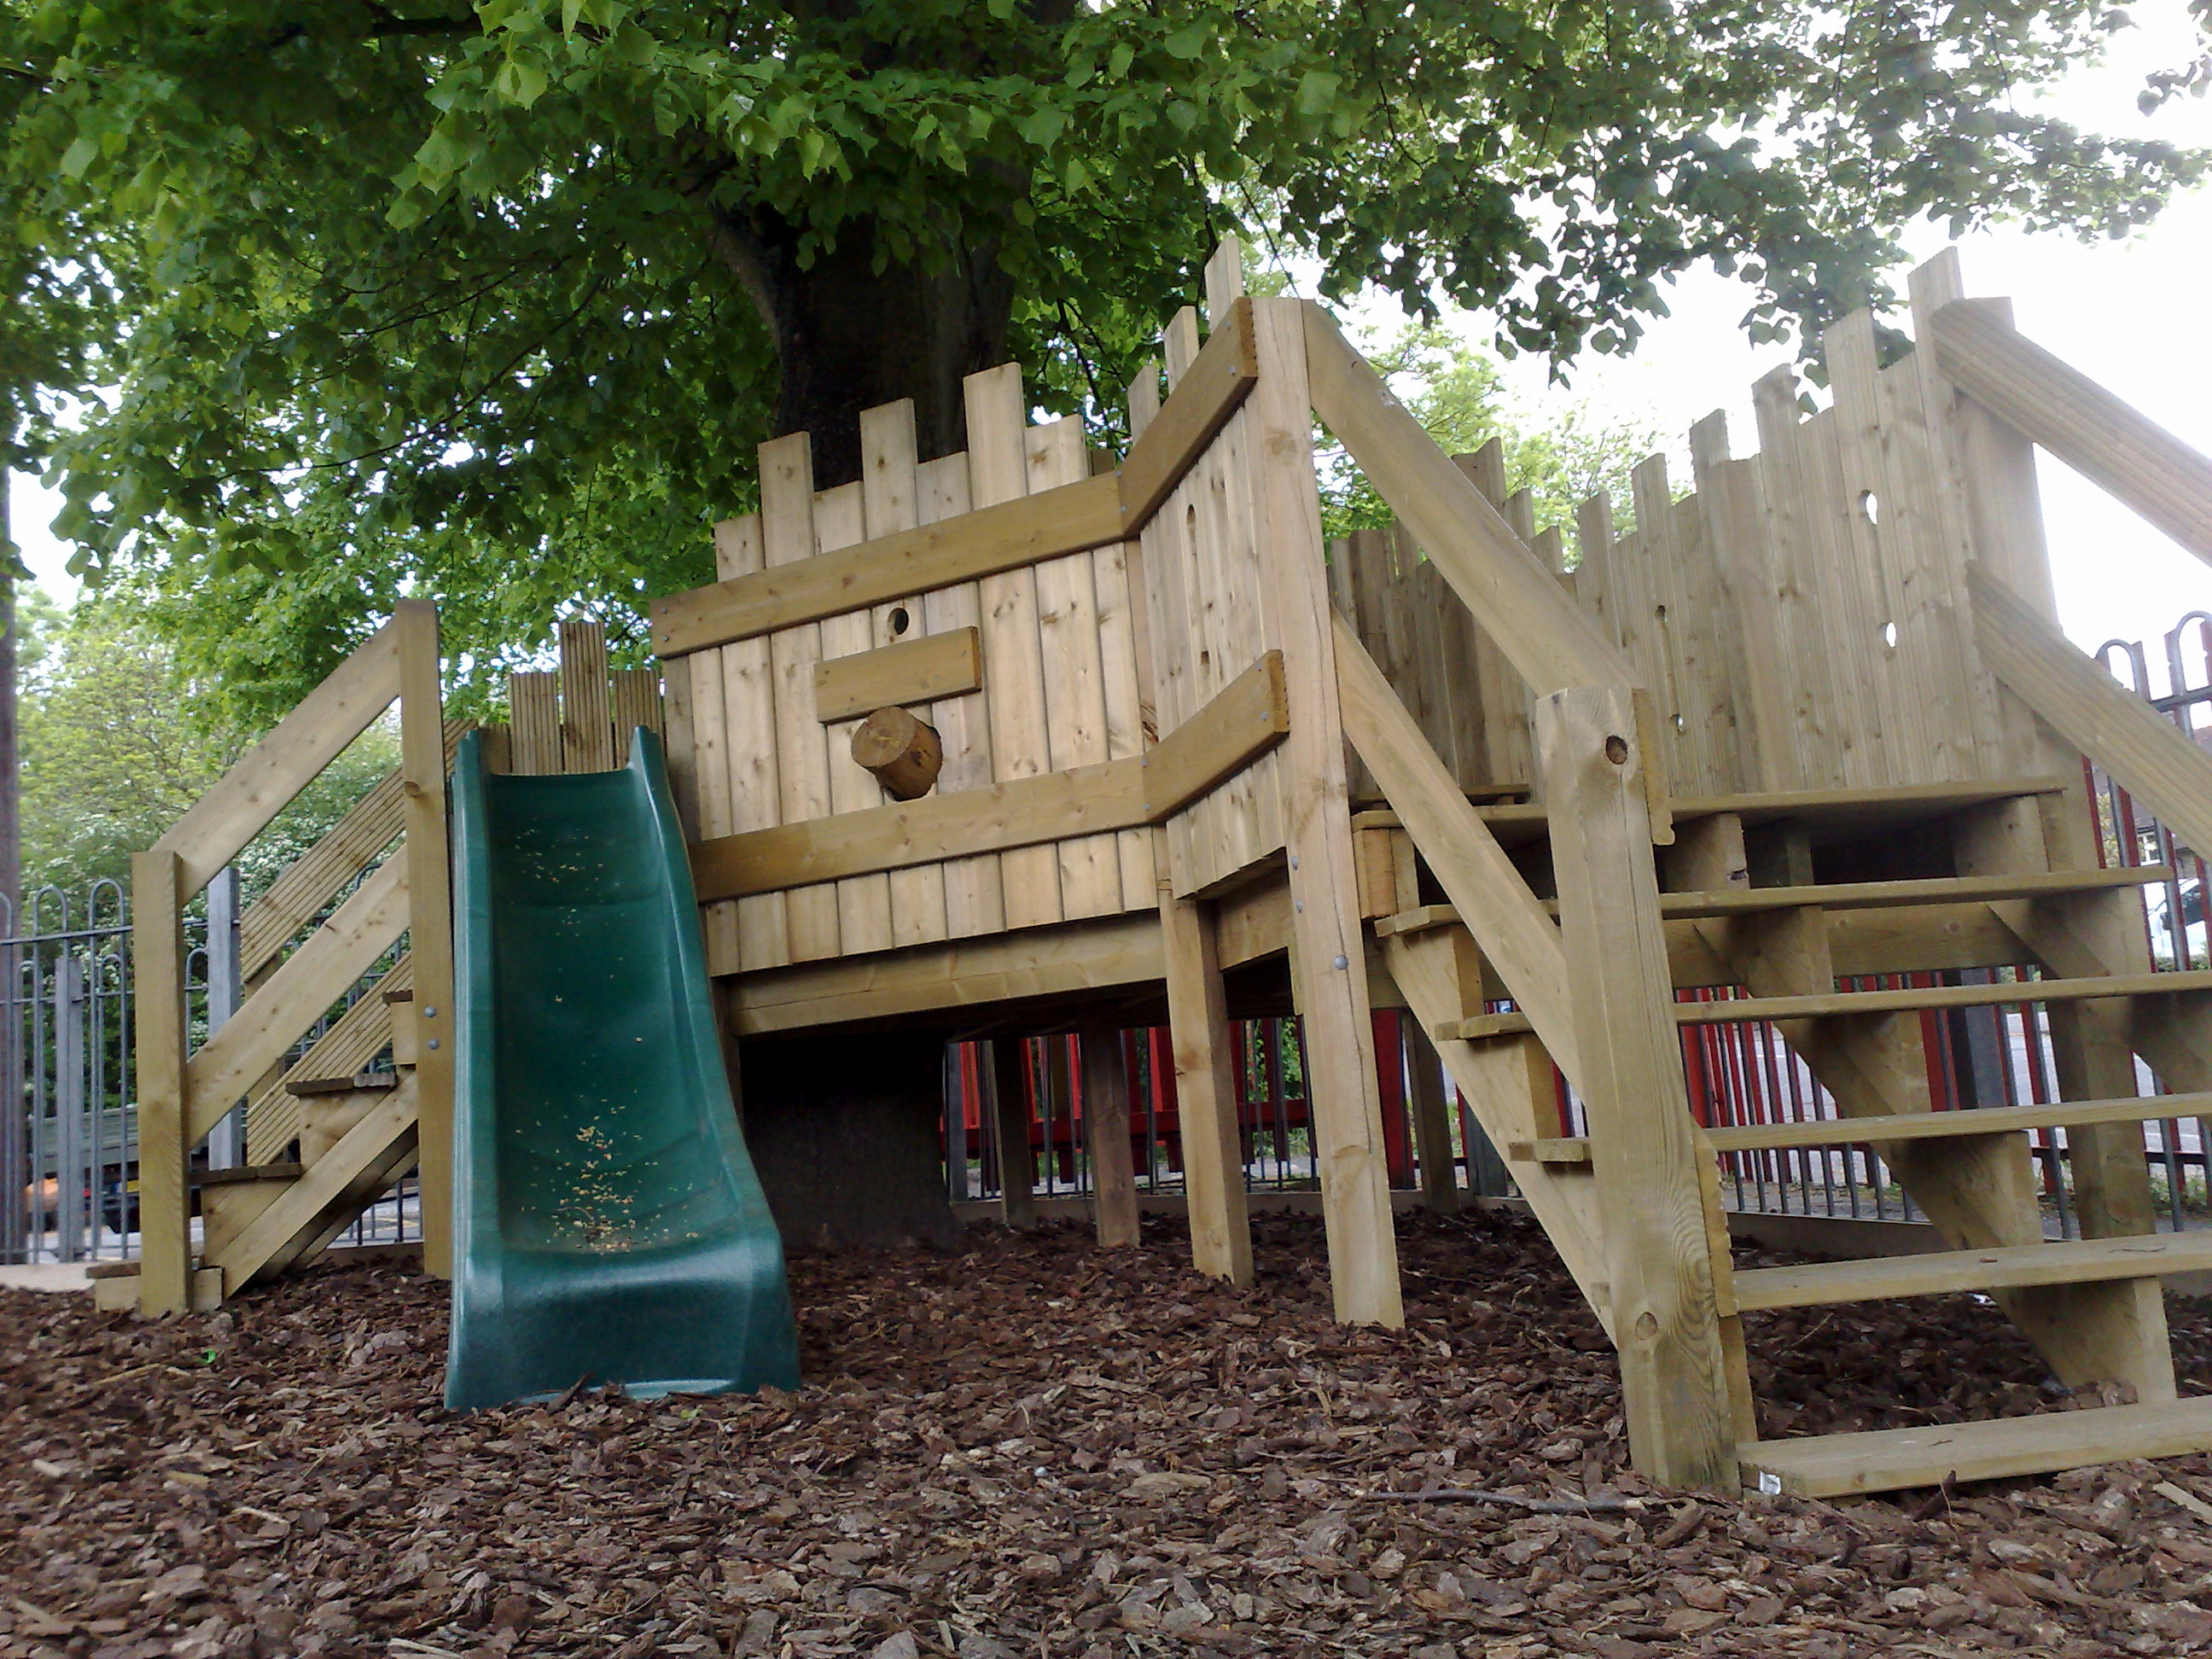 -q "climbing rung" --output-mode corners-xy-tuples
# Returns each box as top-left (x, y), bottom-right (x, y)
(1732, 1231), (2212, 1313)
(1511, 1089), (2212, 1164)
(1440, 967), (2212, 1042)
(1742, 1395), (2212, 1499)
(1377, 865), (2169, 940)
(285, 1069), (403, 1098)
